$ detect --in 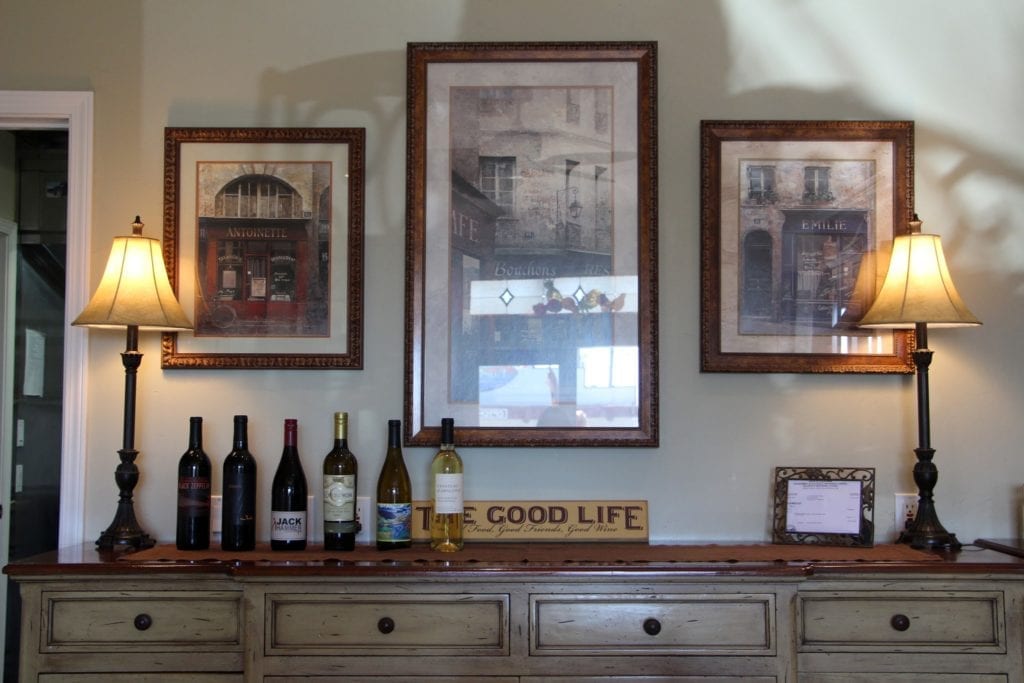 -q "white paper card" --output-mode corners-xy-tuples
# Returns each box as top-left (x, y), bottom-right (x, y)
(23, 328), (44, 397)
(785, 480), (861, 534)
